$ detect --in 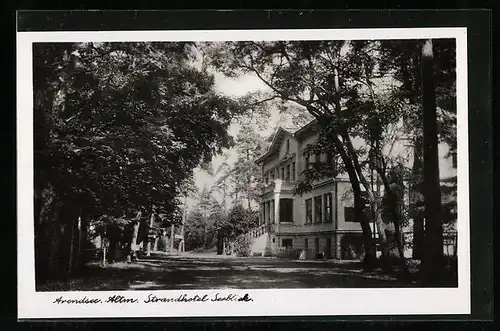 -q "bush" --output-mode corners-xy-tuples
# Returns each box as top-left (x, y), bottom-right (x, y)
(233, 235), (252, 257)
(340, 234), (364, 259)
